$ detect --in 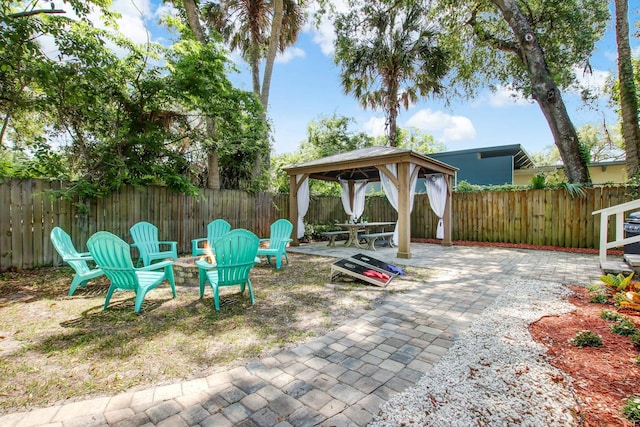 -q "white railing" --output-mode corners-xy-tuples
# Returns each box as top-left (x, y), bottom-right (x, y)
(592, 198), (640, 265)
